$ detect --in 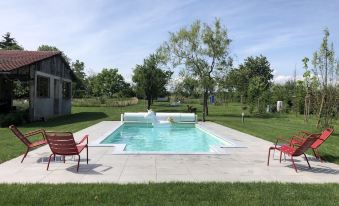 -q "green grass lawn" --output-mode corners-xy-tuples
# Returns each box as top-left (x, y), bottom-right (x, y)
(0, 183), (338, 206)
(0, 100), (338, 164)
